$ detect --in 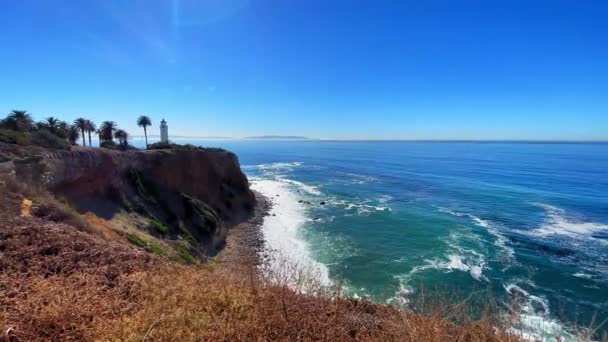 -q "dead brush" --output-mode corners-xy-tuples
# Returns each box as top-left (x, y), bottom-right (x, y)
(94, 254), (522, 341)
